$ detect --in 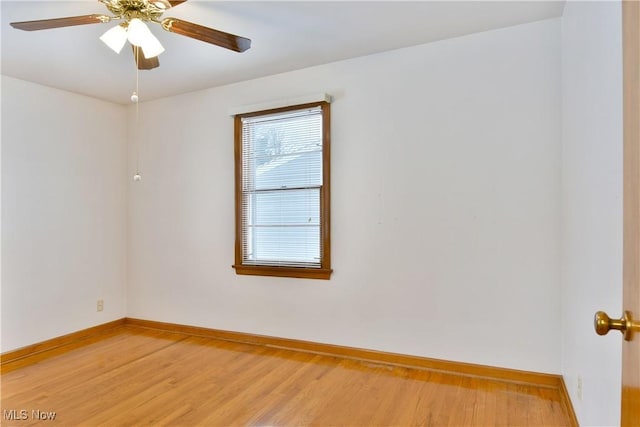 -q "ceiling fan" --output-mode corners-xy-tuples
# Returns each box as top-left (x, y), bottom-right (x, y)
(10, 0), (251, 70)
